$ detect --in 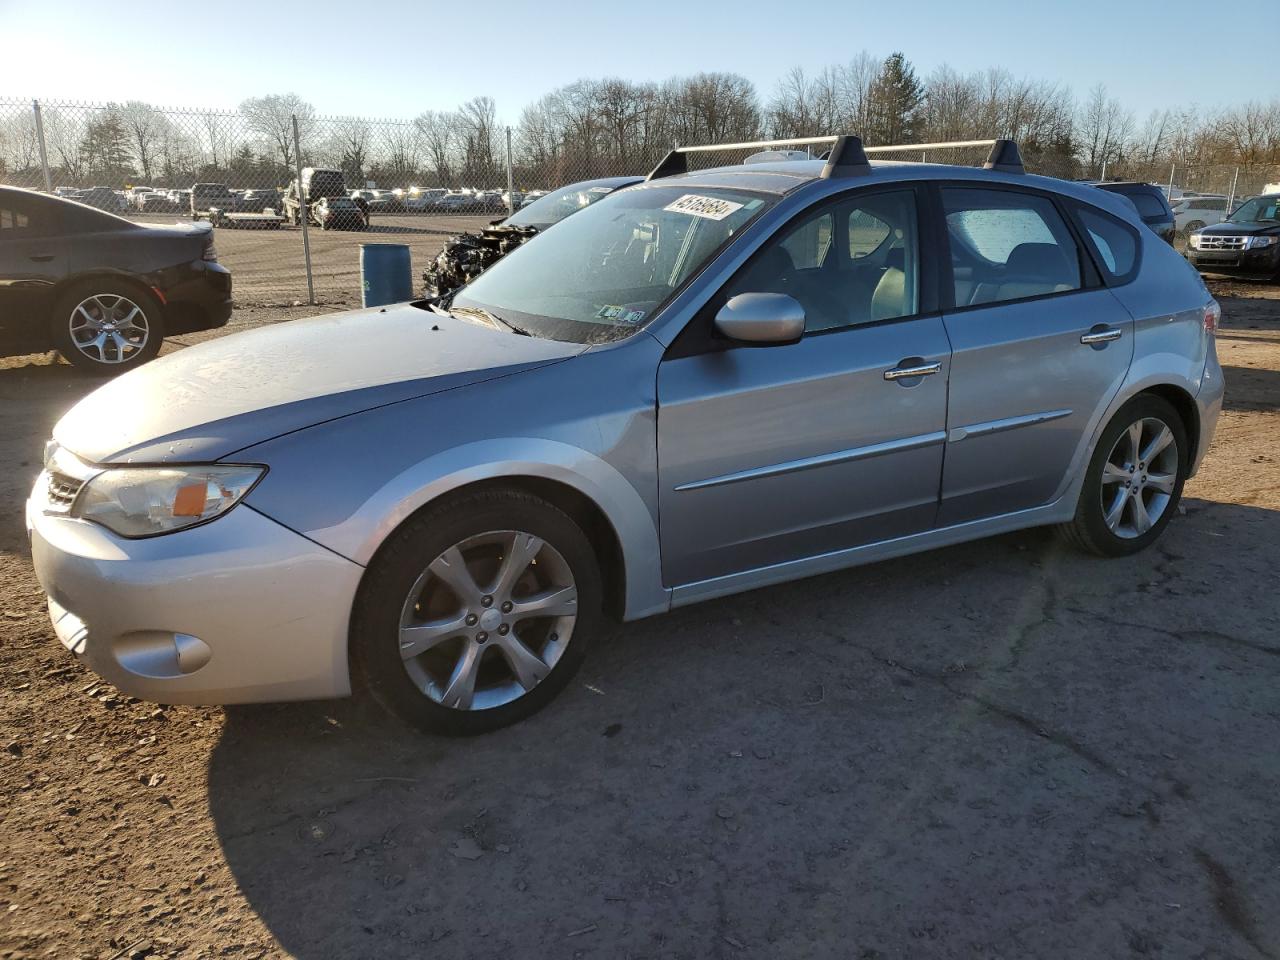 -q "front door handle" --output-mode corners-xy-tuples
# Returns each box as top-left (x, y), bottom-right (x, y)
(1080, 327), (1122, 345)
(29, 254), (55, 262)
(884, 361), (941, 381)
